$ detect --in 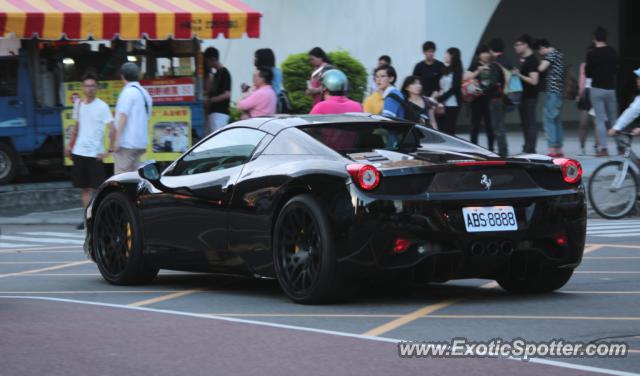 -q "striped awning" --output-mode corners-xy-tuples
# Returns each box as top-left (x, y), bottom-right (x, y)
(0, 0), (261, 40)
